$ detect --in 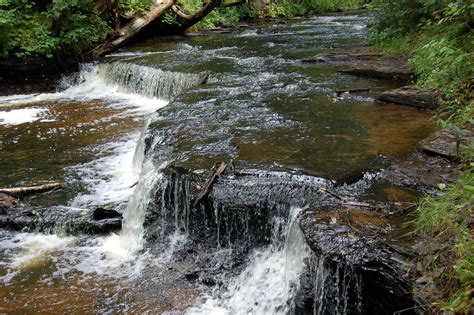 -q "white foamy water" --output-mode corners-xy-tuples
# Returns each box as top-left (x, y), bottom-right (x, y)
(0, 64), (169, 112)
(100, 156), (167, 265)
(0, 233), (76, 275)
(69, 135), (141, 209)
(188, 207), (310, 314)
(0, 107), (48, 125)
(0, 62), (174, 278)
